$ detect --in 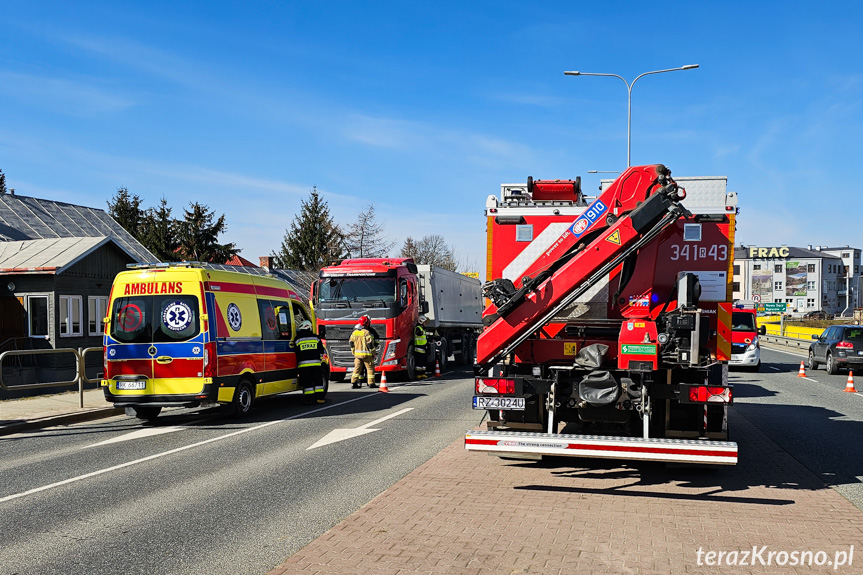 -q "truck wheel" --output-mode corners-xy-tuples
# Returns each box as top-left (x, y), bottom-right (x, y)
(320, 368), (329, 399)
(406, 344), (417, 380)
(826, 353), (839, 375)
(131, 406), (161, 422)
(232, 379), (255, 417)
(438, 337), (448, 370)
(808, 351), (819, 370)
